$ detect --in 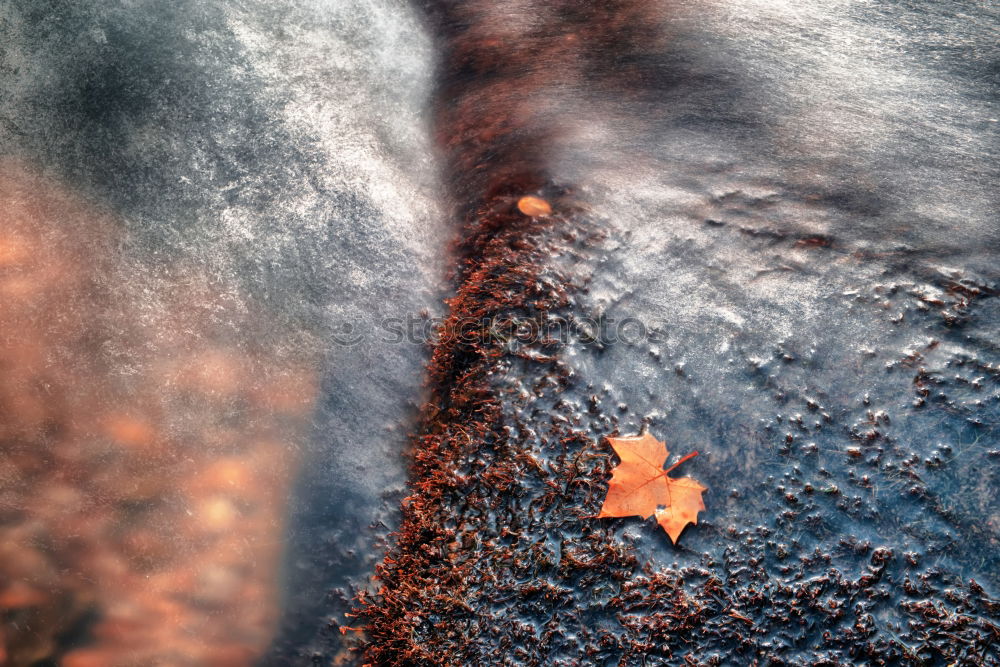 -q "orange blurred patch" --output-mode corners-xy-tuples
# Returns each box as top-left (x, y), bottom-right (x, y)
(0, 234), (30, 268)
(0, 582), (48, 609)
(517, 195), (552, 217)
(104, 415), (157, 449)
